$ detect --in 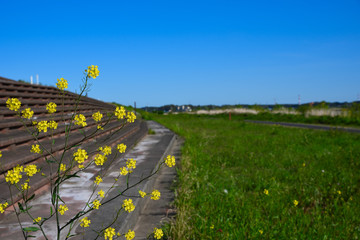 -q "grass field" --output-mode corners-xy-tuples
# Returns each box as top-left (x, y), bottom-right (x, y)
(150, 113), (360, 239)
